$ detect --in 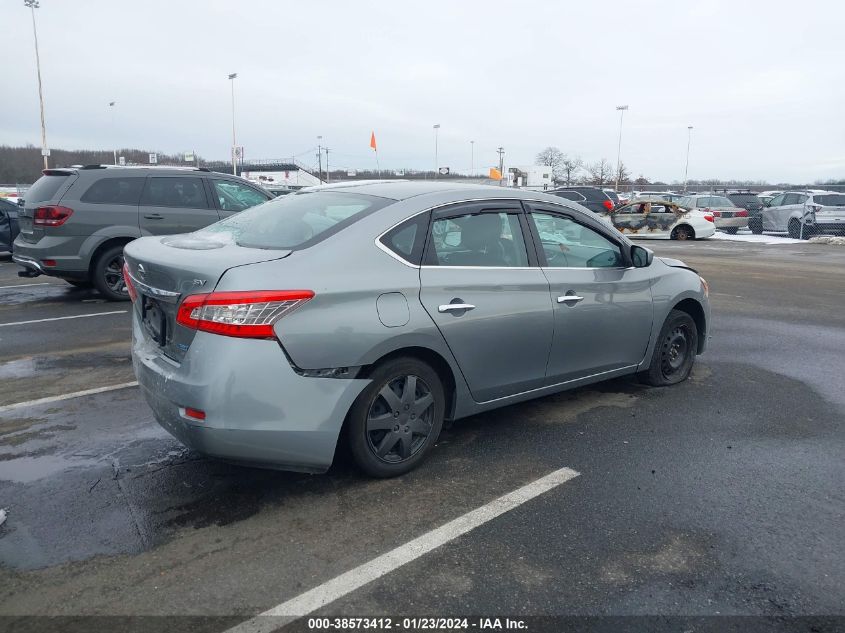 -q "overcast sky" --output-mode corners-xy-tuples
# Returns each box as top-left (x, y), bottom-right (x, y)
(3, 0), (843, 183)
